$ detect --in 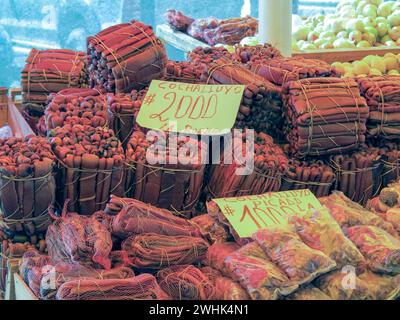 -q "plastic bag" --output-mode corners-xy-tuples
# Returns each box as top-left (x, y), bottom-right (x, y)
(191, 214), (229, 244)
(224, 242), (298, 300)
(290, 211), (366, 274)
(315, 271), (374, 300)
(359, 272), (400, 300)
(157, 265), (215, 300)
(253, 228), (337, 285)
(285, 285), (331, 300)
(122, 234), (209, 270)
(205, 242), (240, 275)
(215, 277), (251, 300)
(320, 193), (398, 237)
(346, 225), (400, 275)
